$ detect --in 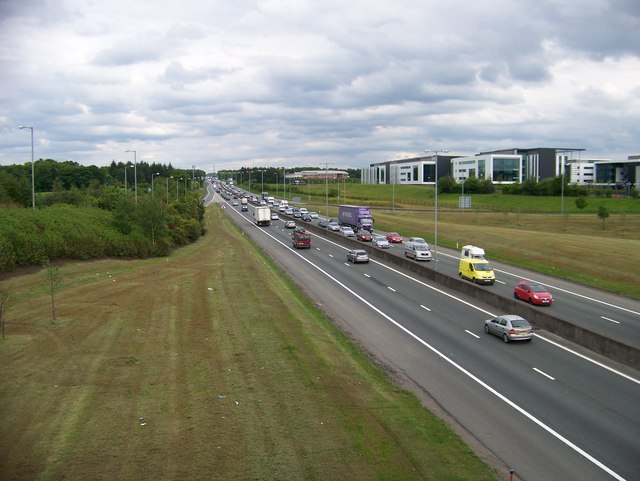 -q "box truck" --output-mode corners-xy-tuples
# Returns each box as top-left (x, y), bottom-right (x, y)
(338, 205), (374, 231)
(253, 206), (271, 226)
